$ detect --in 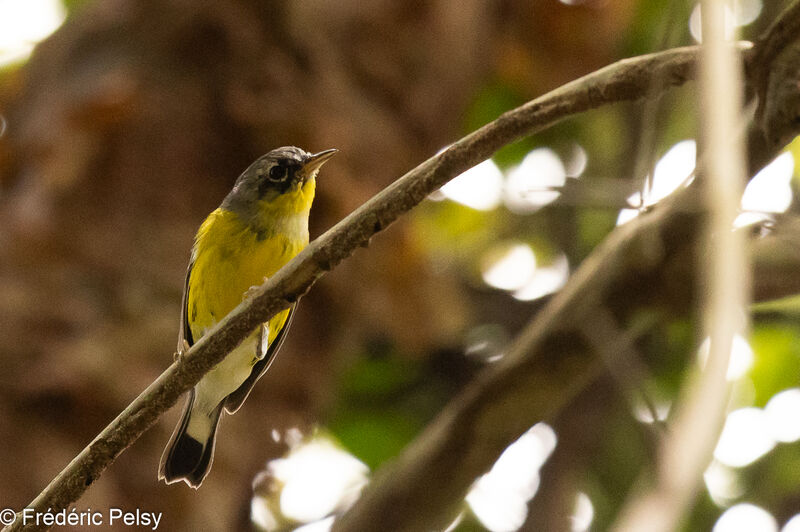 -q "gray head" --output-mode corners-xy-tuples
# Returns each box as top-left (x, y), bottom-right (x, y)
(222, 146), (337, 214)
